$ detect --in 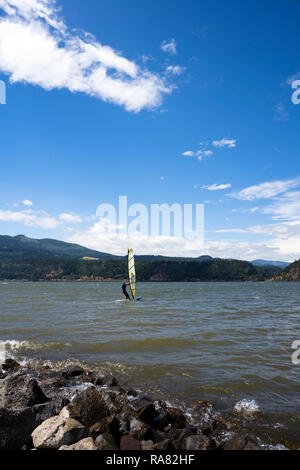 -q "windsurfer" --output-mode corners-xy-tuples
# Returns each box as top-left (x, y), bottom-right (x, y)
(122, 281), (132, 301)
